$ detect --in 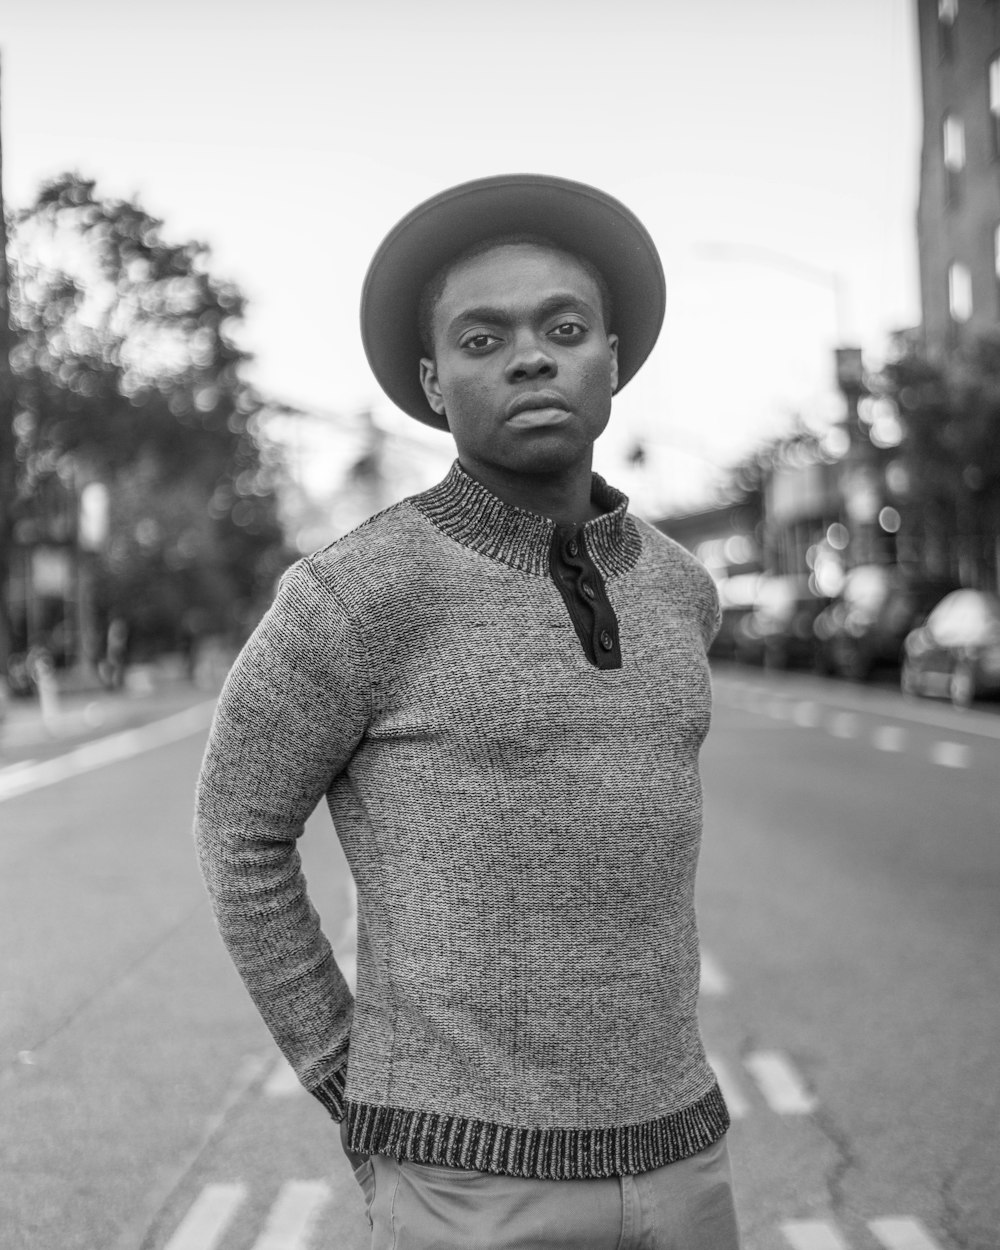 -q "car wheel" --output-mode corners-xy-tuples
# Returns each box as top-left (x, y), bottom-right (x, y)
(949, 663), (975, 709)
